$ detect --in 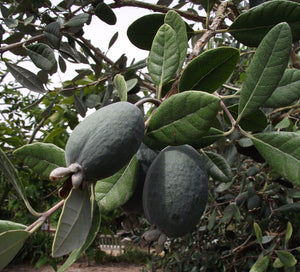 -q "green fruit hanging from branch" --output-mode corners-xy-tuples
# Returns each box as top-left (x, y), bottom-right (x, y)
(142, 145), (208, 238)
(50, 101), (145, 189)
